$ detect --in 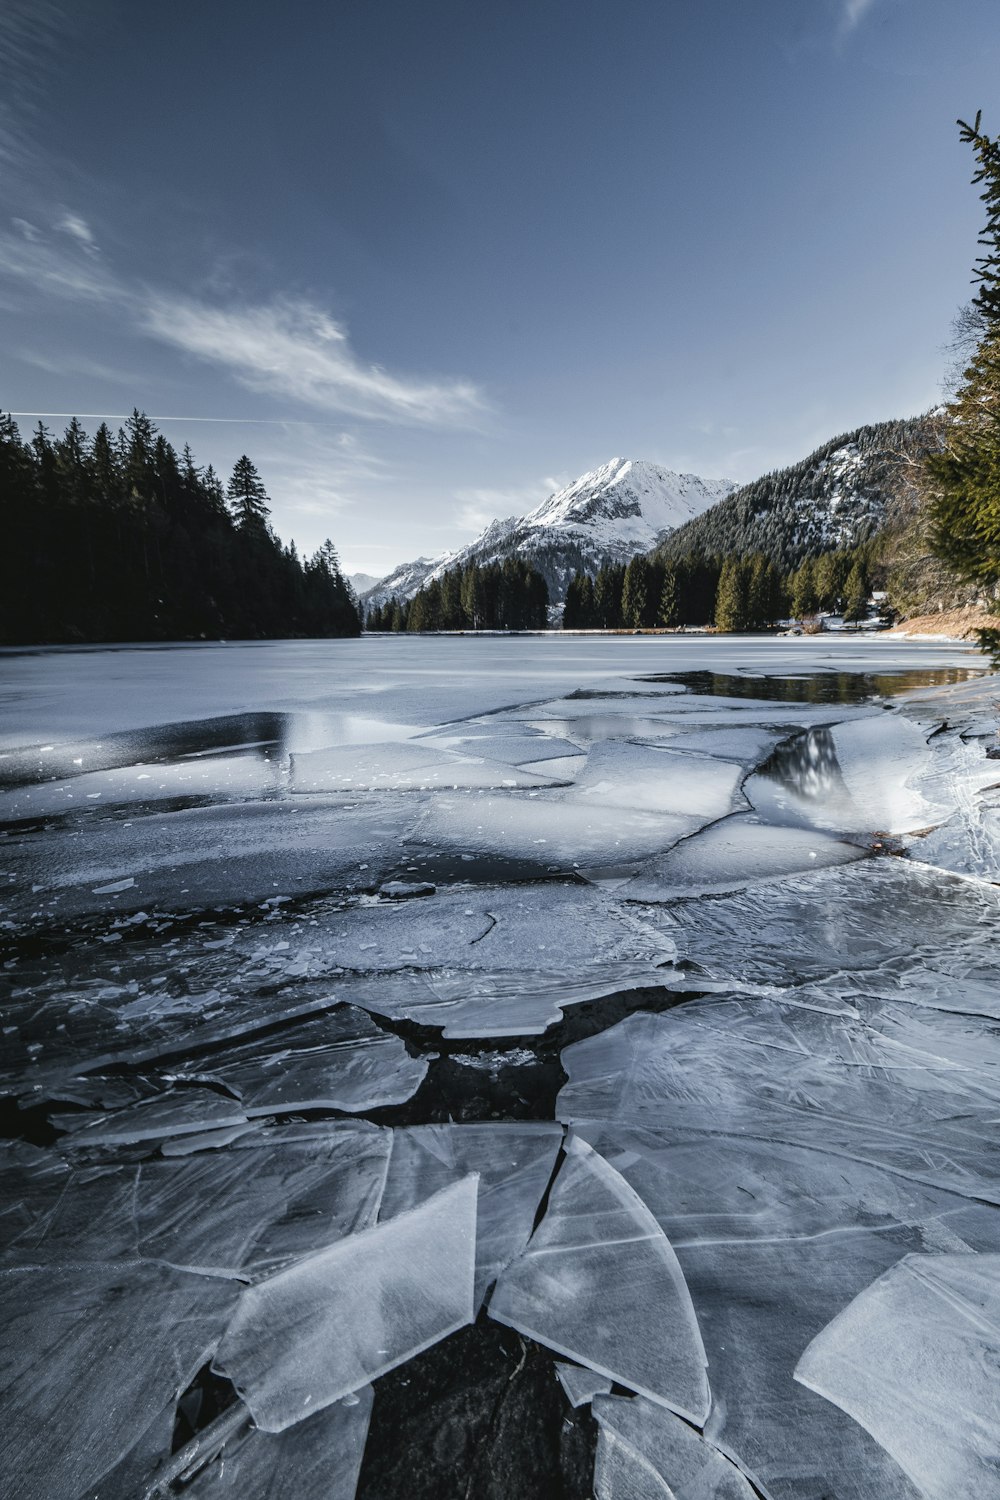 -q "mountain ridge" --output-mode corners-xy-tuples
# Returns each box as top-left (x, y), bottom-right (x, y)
(361, 458), (735, 611)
